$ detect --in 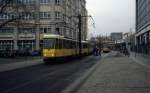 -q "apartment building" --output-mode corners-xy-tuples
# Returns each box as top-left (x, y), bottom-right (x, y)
(0, 0), (88, 52)
(136, 0), (150, 54)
